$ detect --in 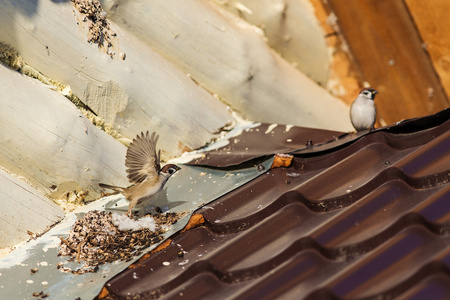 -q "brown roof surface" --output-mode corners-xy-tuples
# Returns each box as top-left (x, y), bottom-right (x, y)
(100, 108), (450, 299)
